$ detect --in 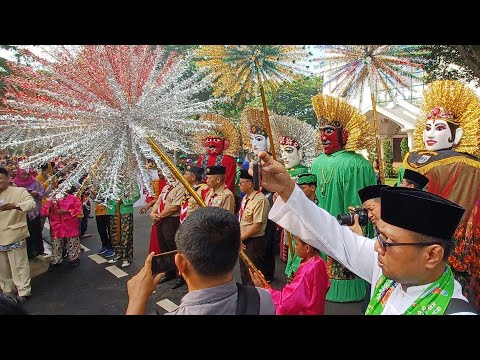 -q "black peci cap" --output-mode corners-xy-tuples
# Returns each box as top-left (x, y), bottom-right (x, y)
(380, 187), (465, 240)
(239, 169), (253, 180)
(185, 165), (204, 177)
(205, 166), (226, 175)
(358, 185), (389, 203)
(403, 169), (429, 189)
